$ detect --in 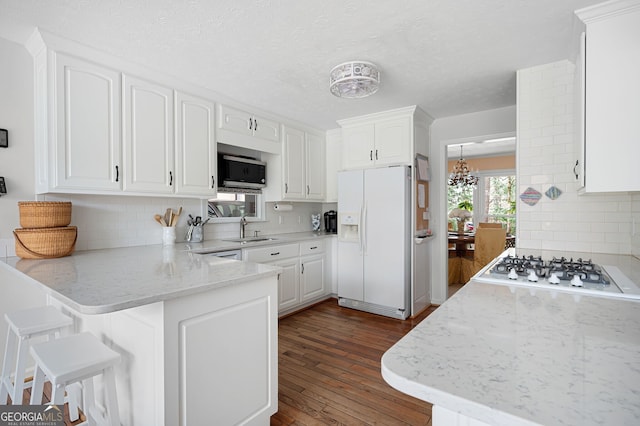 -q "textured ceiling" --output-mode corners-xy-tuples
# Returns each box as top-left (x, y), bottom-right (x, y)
(0, 0), (602, 130)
